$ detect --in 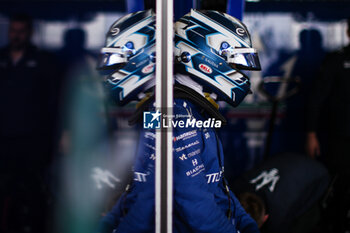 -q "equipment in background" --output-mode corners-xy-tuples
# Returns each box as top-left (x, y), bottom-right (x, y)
(258, 76), (301, 159)
(232, 153), (330, 233)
